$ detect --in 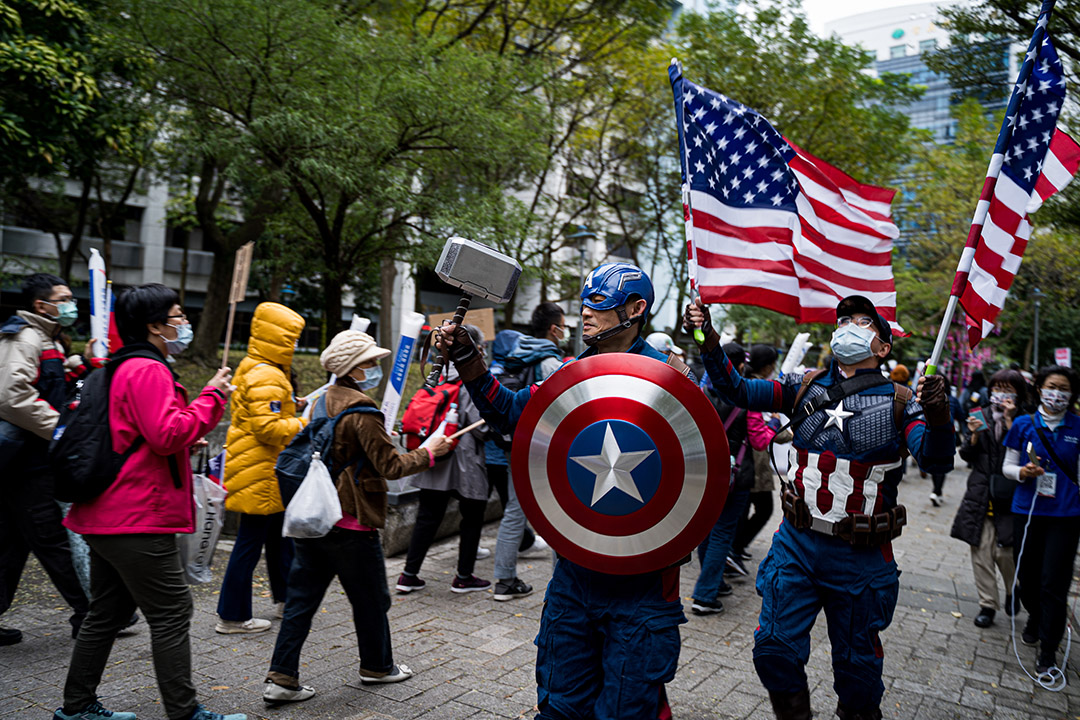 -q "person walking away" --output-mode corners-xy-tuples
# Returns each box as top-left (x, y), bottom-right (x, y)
(949, 369), (1026, 629)
(54, 283), (243, 720)
(487, 303), (564, 601)
(732, 345), (792, 564)
(686, 294), (954, 720)
(397, 325), (491, 594)
(0, 273), (93, 646)
(216, 302), (306, 634)
(263, 330), (452, 704)
(1002, 365), (1080, 674)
